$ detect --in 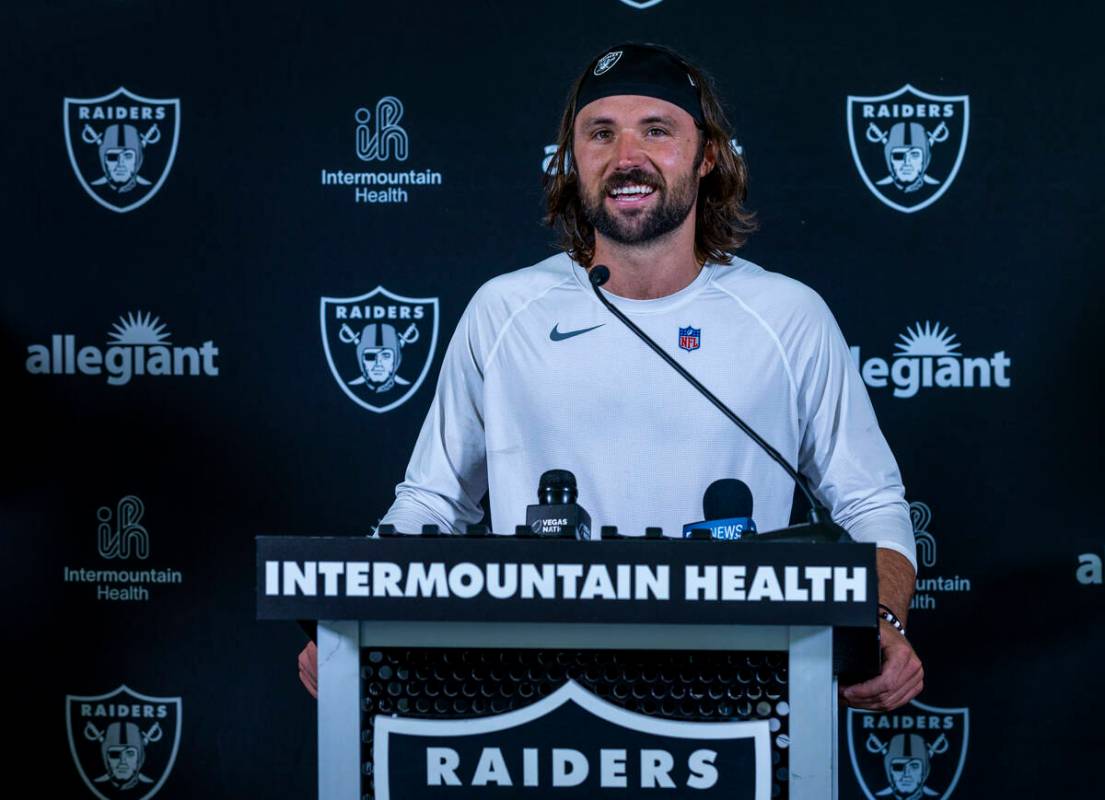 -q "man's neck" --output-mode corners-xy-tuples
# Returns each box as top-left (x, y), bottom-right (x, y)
(591, 217), (702, 300)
